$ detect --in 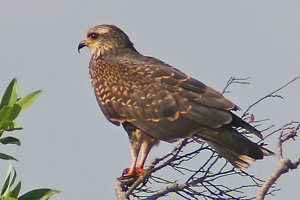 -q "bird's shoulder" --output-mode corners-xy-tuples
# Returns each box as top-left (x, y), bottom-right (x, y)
(108, 50), (193, 86)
